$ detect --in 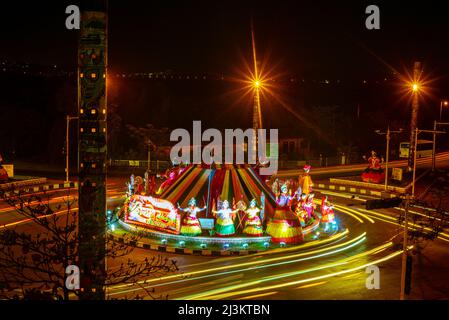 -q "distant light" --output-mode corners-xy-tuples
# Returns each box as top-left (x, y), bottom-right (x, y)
(279, 242), (286, 248)
(444, 101), (449, 106)
(412, 83), (419, 92)
(242, 243), (249, 249)
(91, 73), (97, 79)
(200, 243), (207, 249)
(179, 240), (185, 247)
(161, 239), (167, 245)
(253, 80), (261, 88)
(263, 241), (270, 248)
(223, 243), (230, 249)
(110, 224), (115, 231)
